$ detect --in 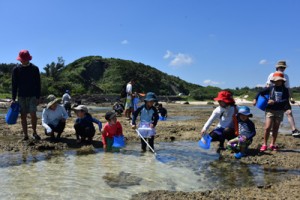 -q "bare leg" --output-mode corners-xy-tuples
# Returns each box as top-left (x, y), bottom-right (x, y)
(30, 112), (37, 134)
(21, 113), (28, 138)
(263, 117), (273, 146)
(270, 118), (281, 146)
(285, 109), (297, 131)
